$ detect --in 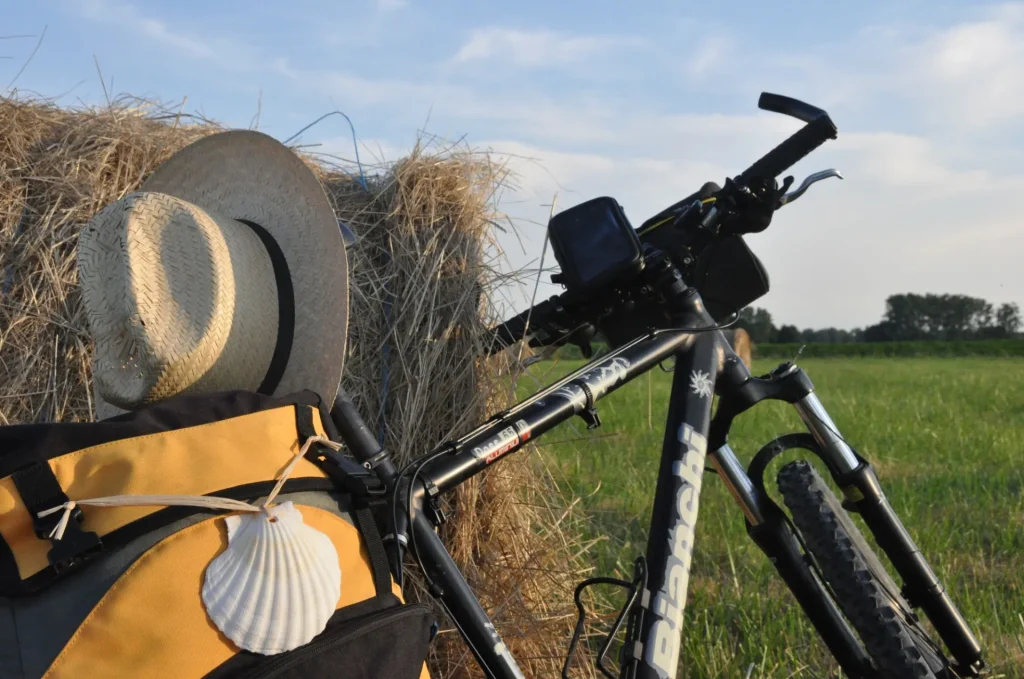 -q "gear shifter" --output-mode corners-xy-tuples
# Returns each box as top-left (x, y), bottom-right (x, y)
(778, 169), (843, 206)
